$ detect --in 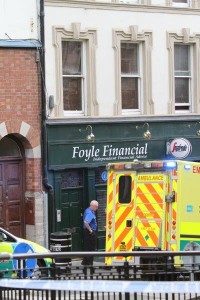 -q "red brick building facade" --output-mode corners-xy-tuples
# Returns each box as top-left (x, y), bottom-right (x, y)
(0, 45), (45, 245)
